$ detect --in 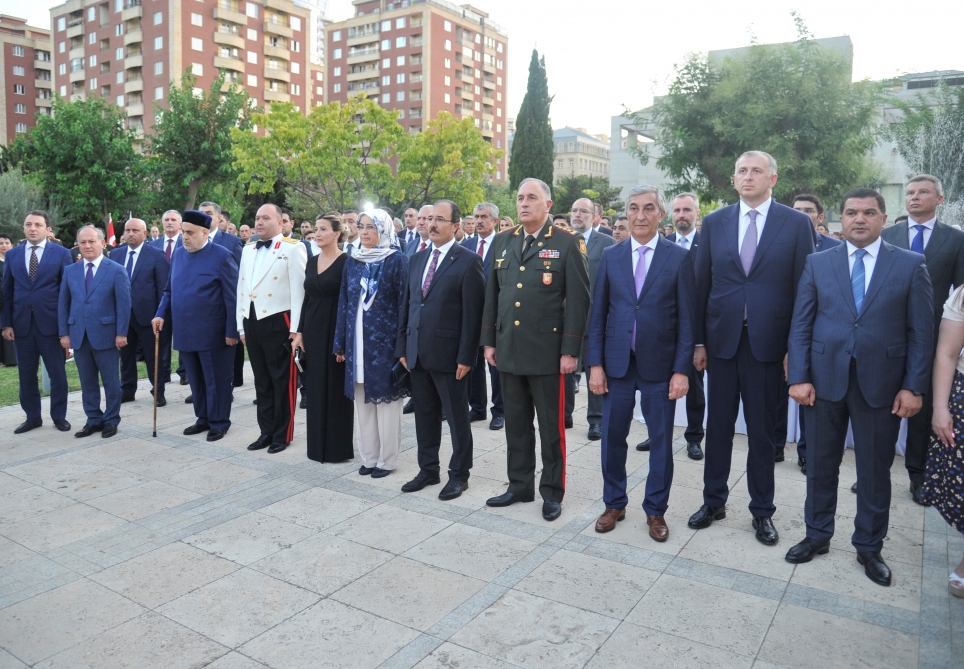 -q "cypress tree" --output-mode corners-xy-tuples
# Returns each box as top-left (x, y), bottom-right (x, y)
(509, 49), (554, 192)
